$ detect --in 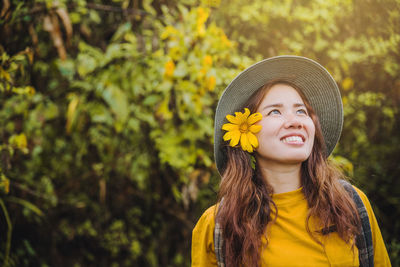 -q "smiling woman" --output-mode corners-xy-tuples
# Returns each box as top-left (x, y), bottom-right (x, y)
(254, 83), (316, 173)
(191, 56), (391, 267)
